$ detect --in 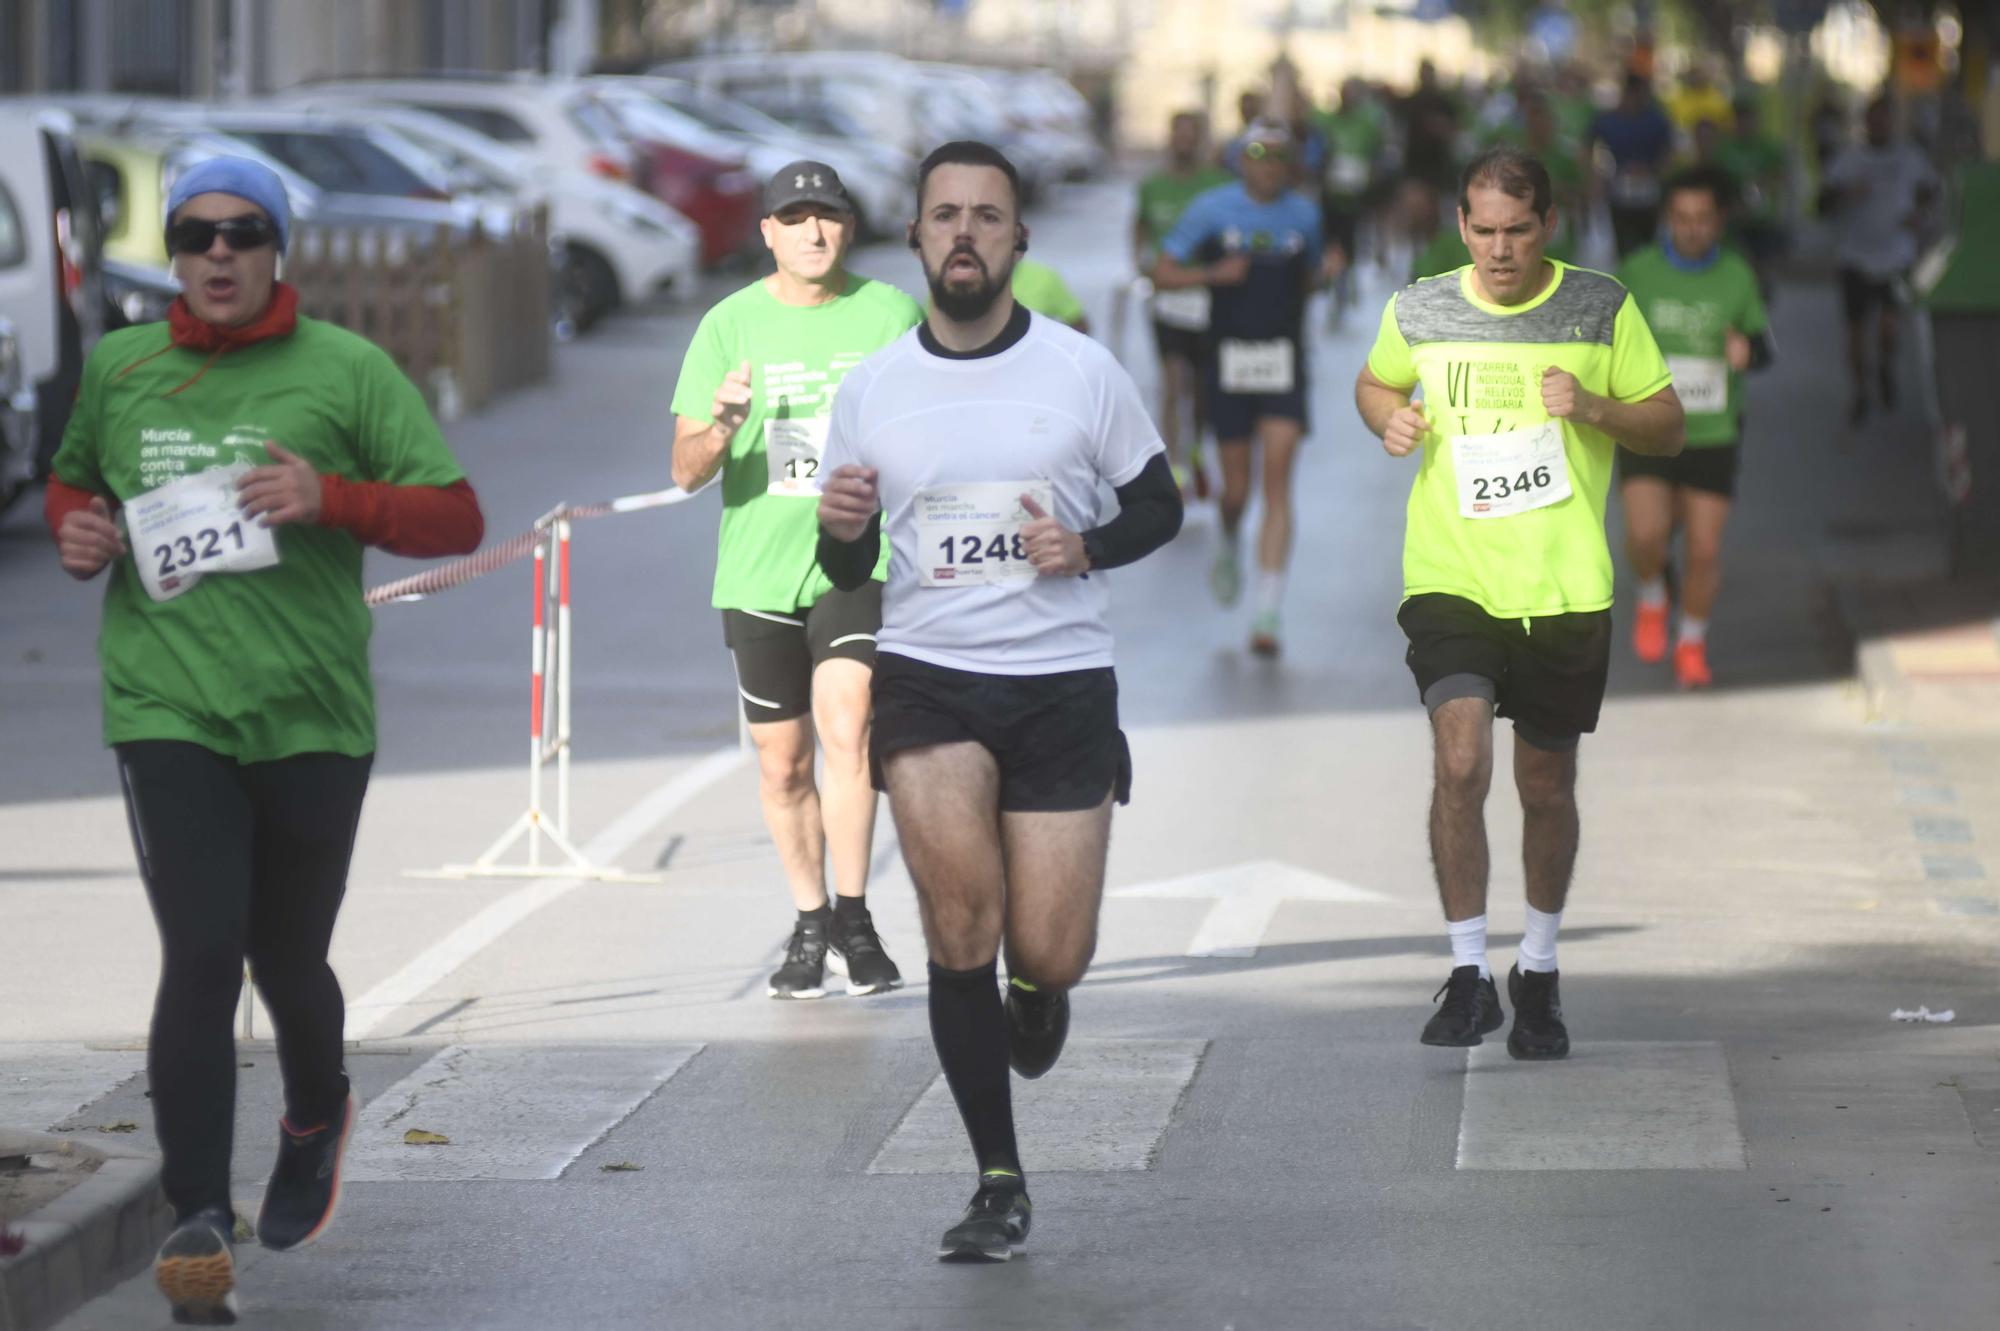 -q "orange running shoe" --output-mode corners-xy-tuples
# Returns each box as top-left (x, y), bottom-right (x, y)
(1632, 601), (1669, 664)
(1673, 638), (1712, 689)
